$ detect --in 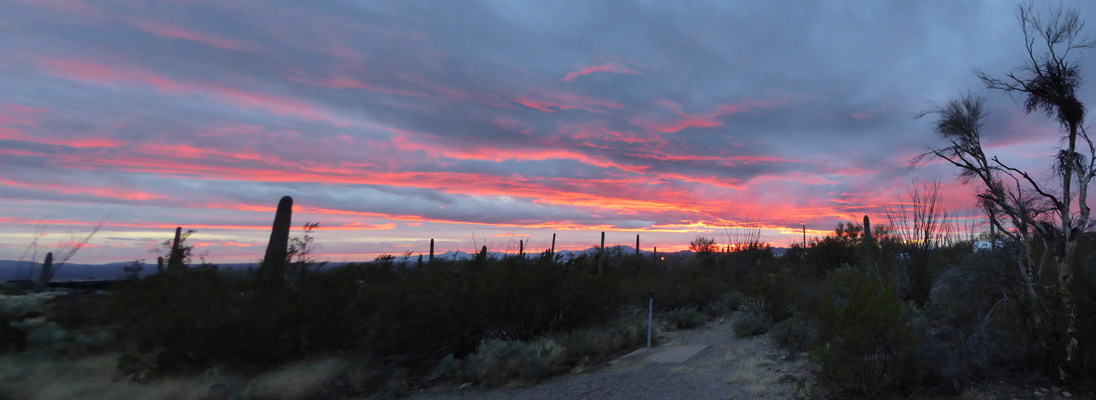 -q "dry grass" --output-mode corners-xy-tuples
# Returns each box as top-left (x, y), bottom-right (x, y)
(0, 353), (214, 400)
(0, 353), (351, 400)
(727, 354), (780, 397)
(242, 358), (348, 400)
